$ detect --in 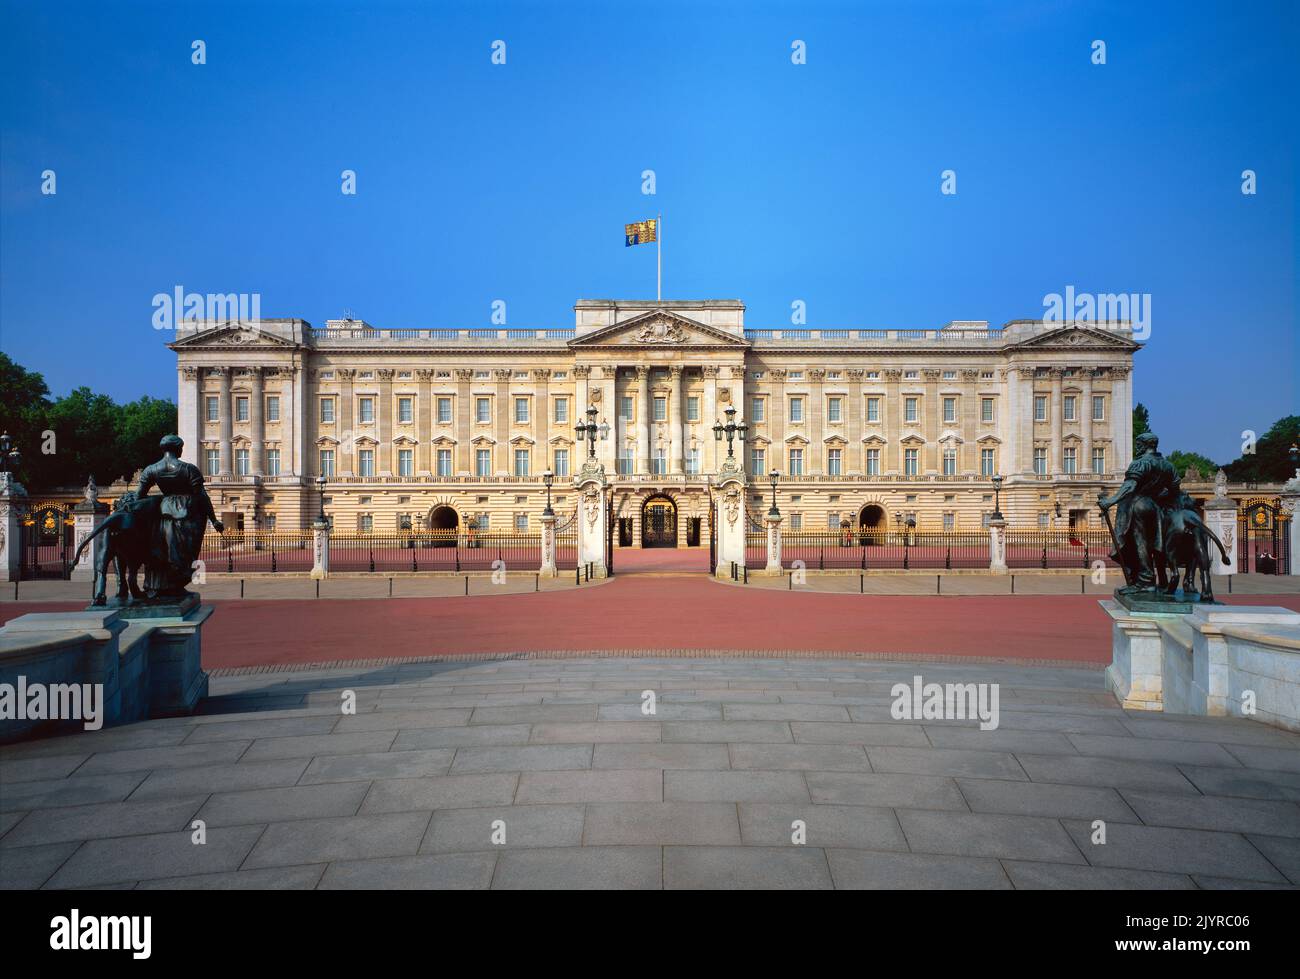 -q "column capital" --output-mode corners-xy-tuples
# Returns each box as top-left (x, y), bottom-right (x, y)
(846, 368), (865, 381)
(808, 368), (826, 381)
(419, 369), (439, 381)
(635, 365), (650, 379)
(960, 368), (980, 381)
(182, 365), (200, 380)
(336, 368), (357, 381)
(669, 365), (684, 379)
(532, 368), (553, 381)
(922, 369), (942, 381)
(493, 368), (513, 381)
(769, 368), (788, 382)
(702, 364), (719, 378)
(573, 365), (592, 379)
(376, 368), (395, 381)
(883, 368), (903, 381)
